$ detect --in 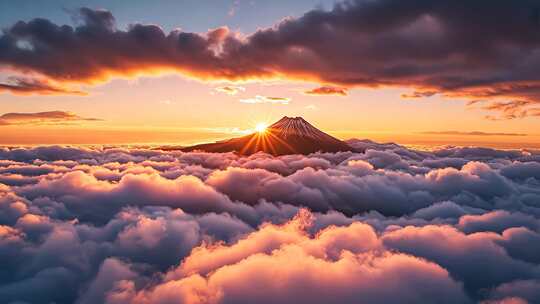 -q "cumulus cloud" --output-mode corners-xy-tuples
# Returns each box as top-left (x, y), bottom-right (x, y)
(3, 2), (540, 116)
(0, 111), (102, 126)
(125, 212), (470, 304)
(0, 142), (539, 303)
